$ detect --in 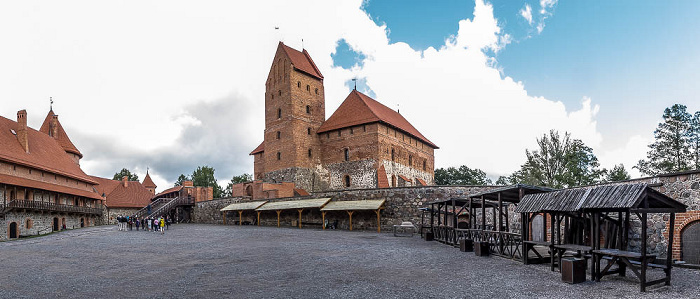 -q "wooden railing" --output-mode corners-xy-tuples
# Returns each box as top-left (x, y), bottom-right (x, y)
(145, 196), (193, 219)
(4, 200), (102, 215)
(134, 197), (170, 219)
